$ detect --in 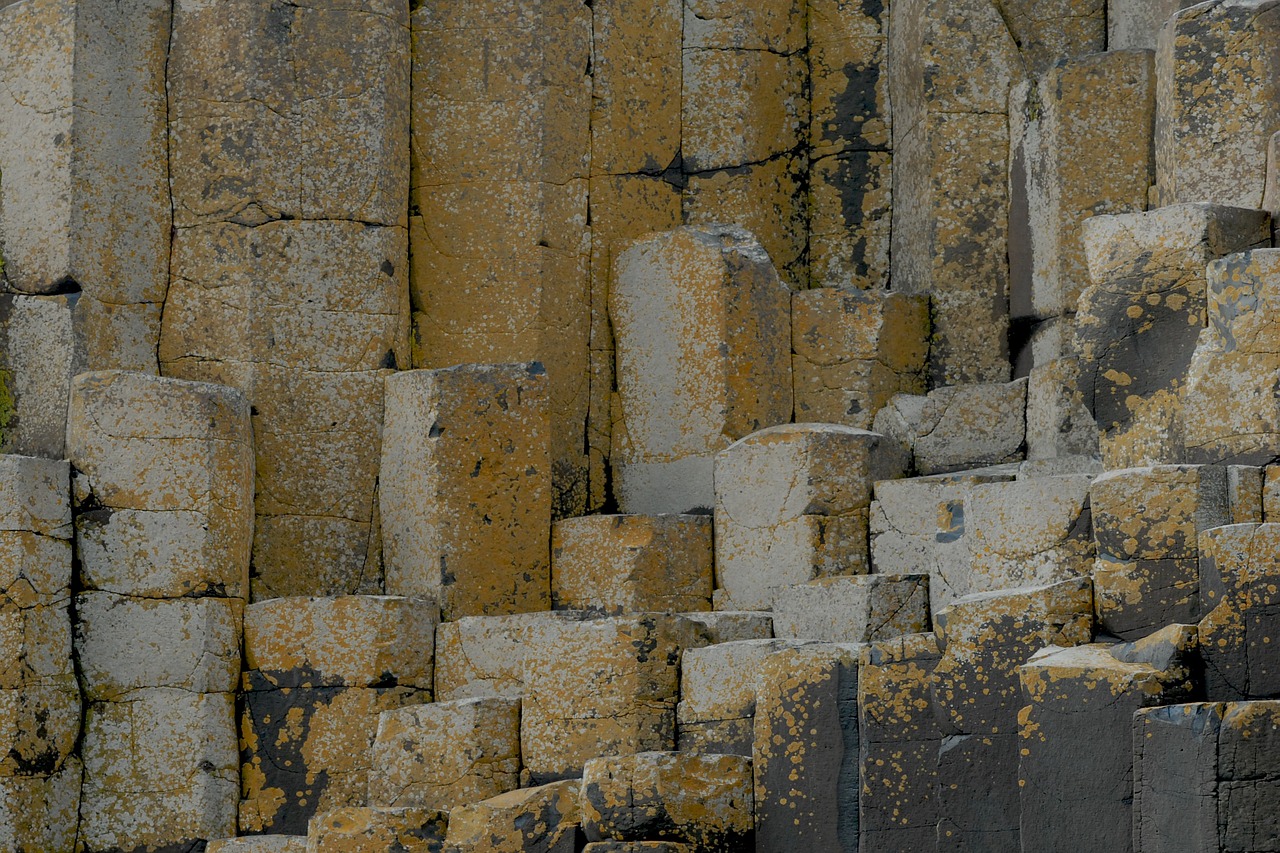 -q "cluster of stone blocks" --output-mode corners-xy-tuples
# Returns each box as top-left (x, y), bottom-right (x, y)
(5, 0), (1280, 850)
